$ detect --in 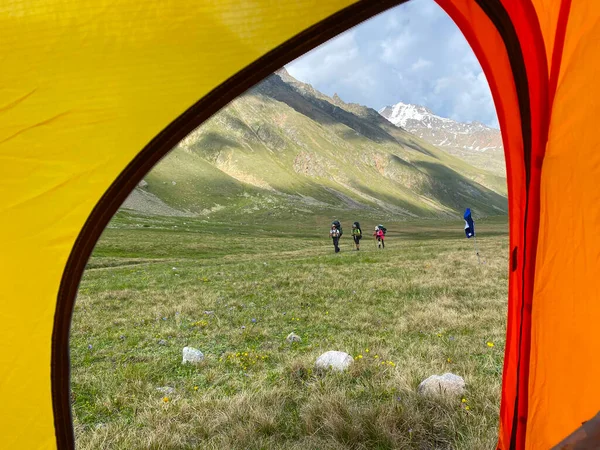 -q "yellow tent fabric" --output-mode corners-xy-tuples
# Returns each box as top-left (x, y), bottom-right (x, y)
(0, 1), (358, 446)
(1, 0), (599, 448)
